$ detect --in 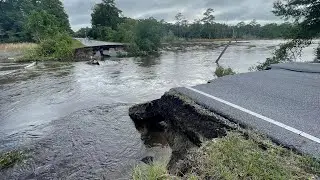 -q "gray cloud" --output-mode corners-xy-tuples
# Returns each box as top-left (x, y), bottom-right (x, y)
(62, 0), (281, 31)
